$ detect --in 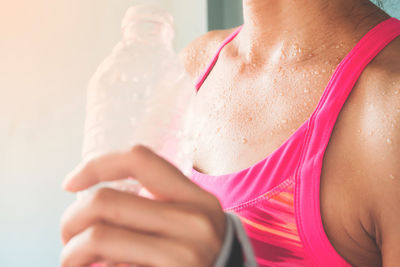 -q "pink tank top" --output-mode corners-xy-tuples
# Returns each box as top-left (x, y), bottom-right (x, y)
(190, 18), (400, 267)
